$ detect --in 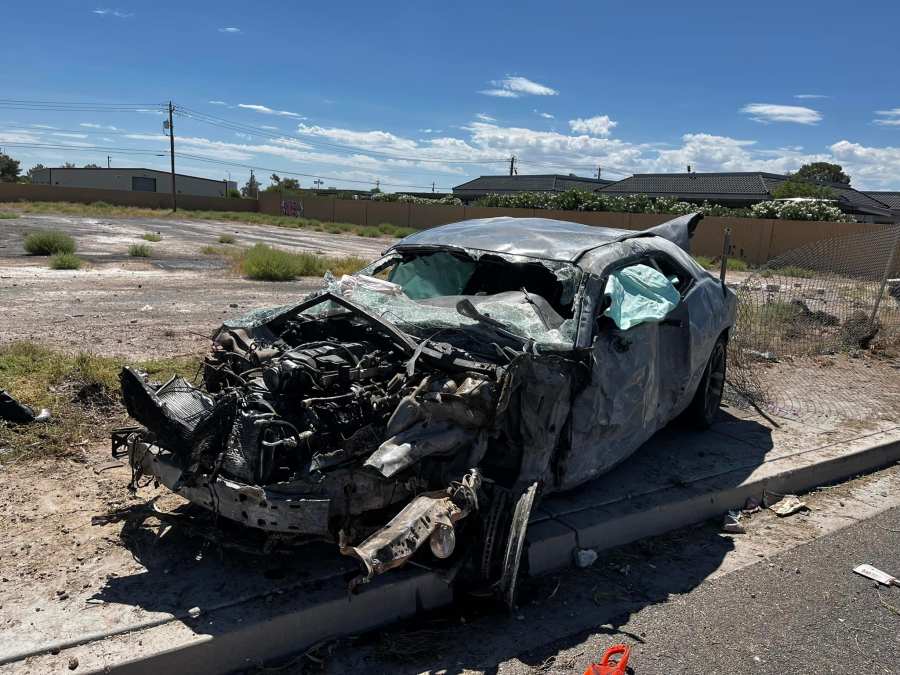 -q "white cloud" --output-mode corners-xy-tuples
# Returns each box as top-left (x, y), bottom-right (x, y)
(52, 132), (89, 139)
(794, 94), (829, 99)
(238, 103), (304, 118)
(479, 75), (558, 98)
(479, 89), (520, 98)
(80, 122), (119, 131)
(568, 115), (617, 137)
(874, 108), (900, 126)
(218, 27), (241, 33)
(829, 140), (900, 187)
(31, 124), (57, 130)
(97, 112), (900, 191)
(136, 108), (164, 116)
(92, 8), (133, 18)
(535, 111), (554, 119)
(208, 100), (228, 106)
(419, 128), (442, 134)
(234, 132), (252, 140)
(260, 125), (279, 131)
(740, 103), (822, 125)
(475, 113), (496, 122)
